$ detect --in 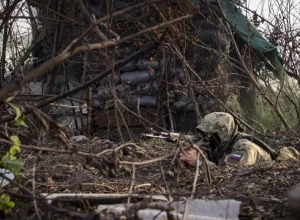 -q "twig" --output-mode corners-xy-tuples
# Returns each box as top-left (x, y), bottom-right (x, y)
(147, 140), (185, 193)
(0, 14), (9, 88)
(183, 60), (202, 124)
(119, 101), (169, 132)
(182, 199), (190, 220)
(285, 94), (300, 124)
(117, 105), (134, 140)
(49, 103), (87, 109)
(8, 23), (46, 79)
(76, 0), (162, 46)
(76, 0), (108, 41)
(0, 172), (92, 217)
(4, 122), (8, 137)
(63, 66), (79, 131)
(32, 161), (42, 220)
(87, 87), (92, 139)
(110, 50), (124, 142)
(275, 72), (285, 108)
(109, 40), (133, 141)
(163, 48), (174, 132)
(191, 152), (200, 199)
(121, 153), (175, 166)
(32, 107), (49, 132)
(136, 97), (149, 131)
(127, 164), (136, 204)
(55, 177), (95, 192)
(96, 143), (140, 156)
(0, 0), (22, 32)
(0, 138), (89, 156)
(160, 166), (173, 201)
(100, 22), (120, 41)
(28, 0), (78, 24)
(14, 94), (86, 104)
(34, 108), (65, 129)
(193, 144), (212, 188)
(190, 89), (202, 124)
(0, 172), (33, 195)
(79, 50), (88, 134)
